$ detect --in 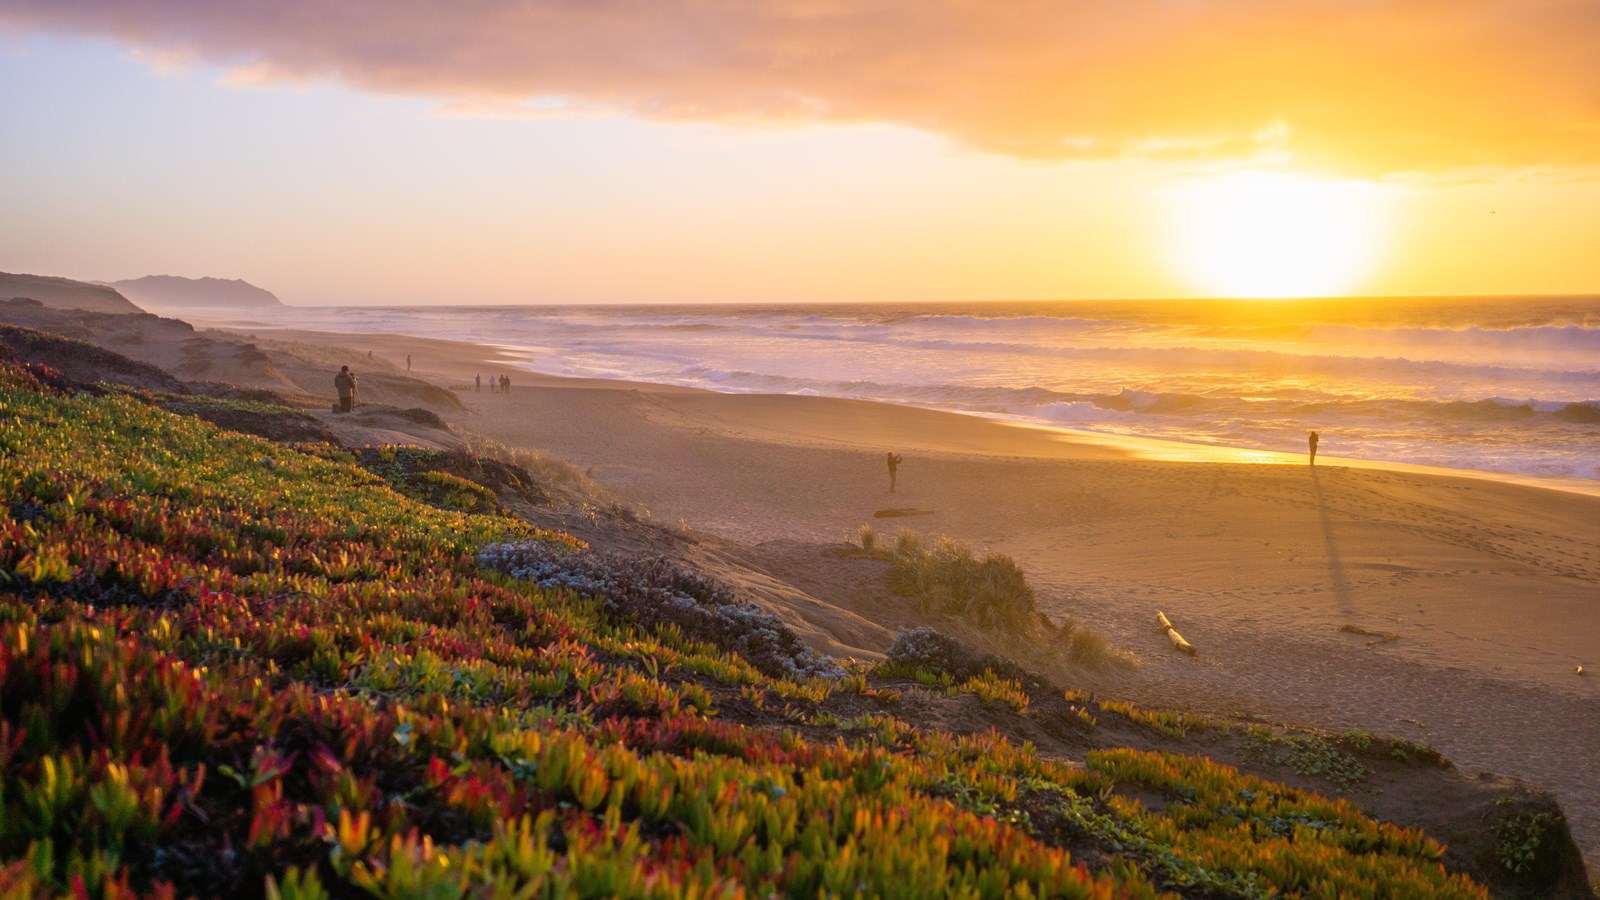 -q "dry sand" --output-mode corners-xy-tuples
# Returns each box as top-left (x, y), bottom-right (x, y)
(193, 326), (1600, 872)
